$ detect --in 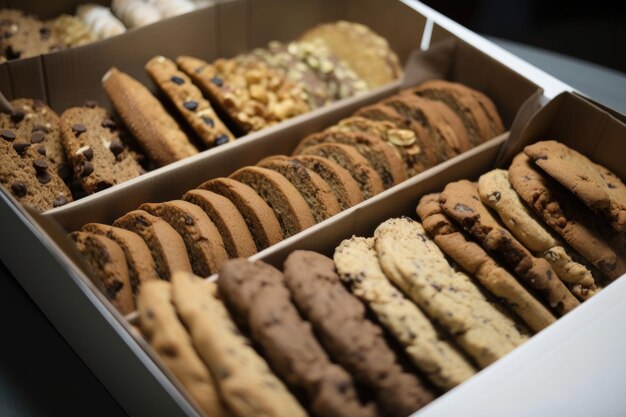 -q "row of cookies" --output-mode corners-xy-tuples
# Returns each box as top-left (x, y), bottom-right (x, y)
(67, 78), (504, 314)
(0, 98), (145, 211)
(134, 254), (436, 417)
